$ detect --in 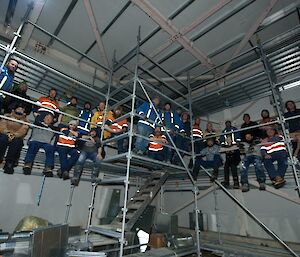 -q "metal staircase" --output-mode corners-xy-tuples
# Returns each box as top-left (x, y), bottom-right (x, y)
(88, 171), (169, 239)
